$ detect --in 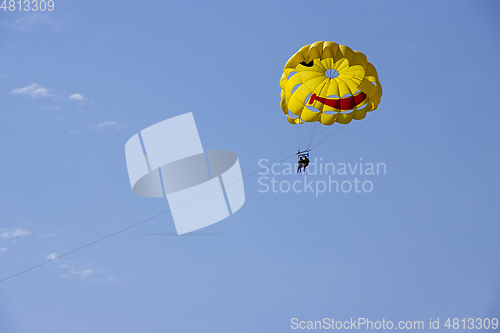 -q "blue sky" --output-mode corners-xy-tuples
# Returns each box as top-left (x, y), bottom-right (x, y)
(1, 1), (499, 332)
